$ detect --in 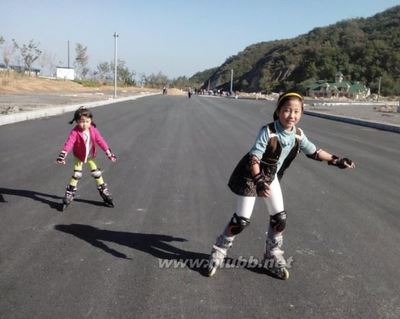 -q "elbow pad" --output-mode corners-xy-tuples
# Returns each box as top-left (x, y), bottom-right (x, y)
(306, 149), (322, 161)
